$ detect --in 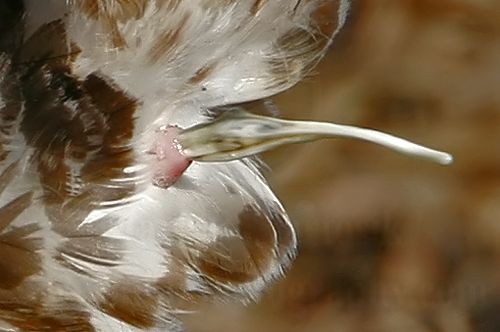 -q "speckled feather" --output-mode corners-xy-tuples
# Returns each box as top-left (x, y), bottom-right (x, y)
(0, 1), (349, 331)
